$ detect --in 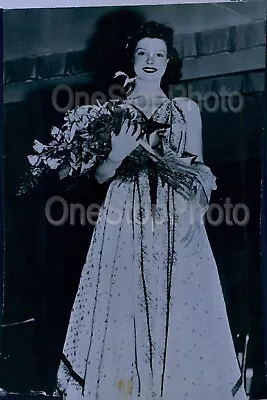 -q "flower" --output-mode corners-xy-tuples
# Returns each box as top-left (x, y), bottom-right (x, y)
(81, 158), (97, 173)
(113, 71), (136, 88)
(65, 109), (80, 123)
(75, 105), (90, 116)
(59, 165), (71, 180)
(76, 117), (88, 130)
(33, 140), (46, 154)
(46, 158), (61, 169)
(64, 126), (76, 143)
(27, 155), (39, 166)
(51, 126), (63, 141)
(20, 99), (138, 195)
